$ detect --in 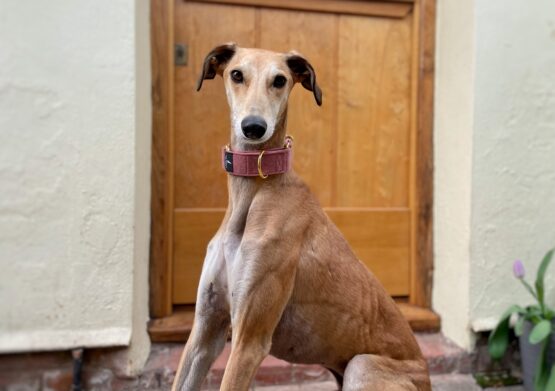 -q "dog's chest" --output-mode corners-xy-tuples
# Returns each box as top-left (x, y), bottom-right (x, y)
(222, 194), (253, 265)
(223, 231), (242, 267)
(222, 208), (249, 276)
